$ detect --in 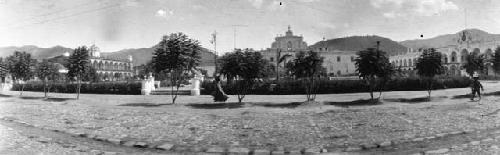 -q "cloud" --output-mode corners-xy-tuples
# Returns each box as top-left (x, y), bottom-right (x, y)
(156, 9), (174, 18)
(371, 0), (459, 18)
(248, 0), (263, 8)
